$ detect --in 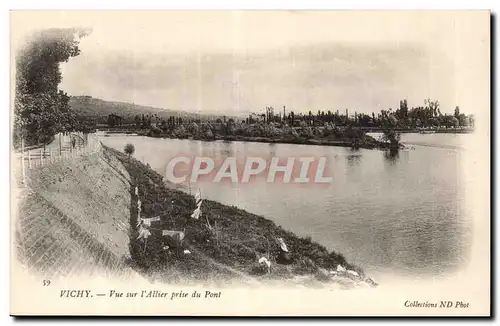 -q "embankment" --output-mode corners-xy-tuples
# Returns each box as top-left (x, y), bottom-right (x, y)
(13, 143), (377, 289)
(108, 147), (378, 289)
(13, 147), (137, 280)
